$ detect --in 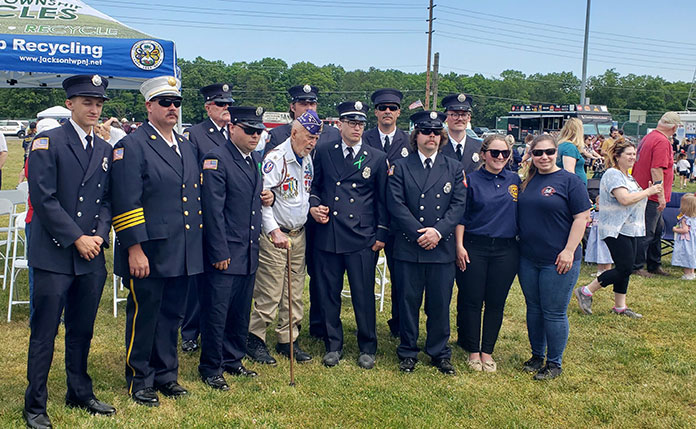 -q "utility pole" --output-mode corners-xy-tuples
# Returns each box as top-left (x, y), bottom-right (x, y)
(685, 67), (696, 111)
(579, 0), (591, 105)
(424, 0), (435, 109)
(432, 52), (440, 110)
